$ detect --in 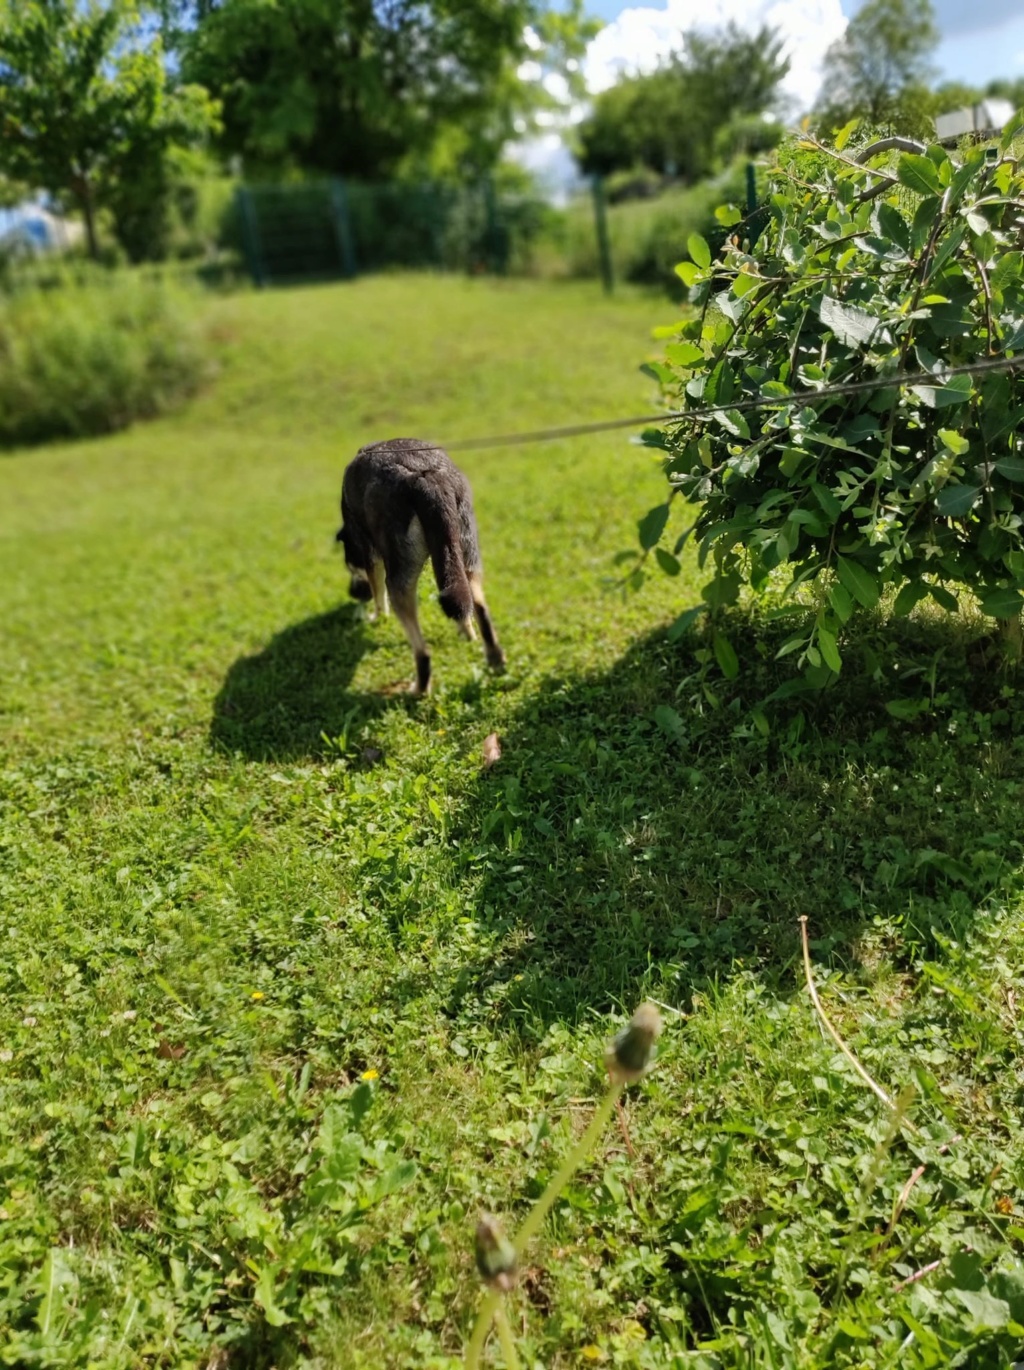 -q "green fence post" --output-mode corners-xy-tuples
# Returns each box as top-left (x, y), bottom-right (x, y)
(591, 175), (613, 295)
(746, 162), (757, 216)
(237, 185), (267, 287)
(329, 179), (358, 278)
